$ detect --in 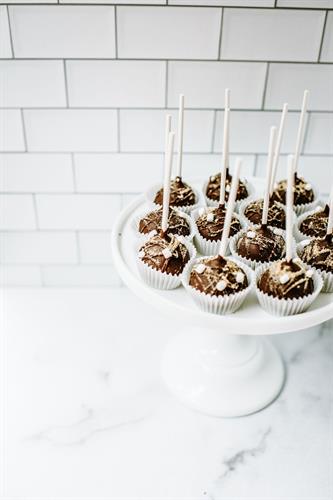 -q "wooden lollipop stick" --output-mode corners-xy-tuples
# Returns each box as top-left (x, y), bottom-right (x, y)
(270, 103), (288, 194)
(286, 155), (294, 261)
(326, 185), (333, 236)
(220, 89), (230, 206)
(293, 90), (309, 174)
(219, 158), (242, 257)
(161, 132), (175, 234)
(176, 94), (184, 179)
(262, 126), (277, 226)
